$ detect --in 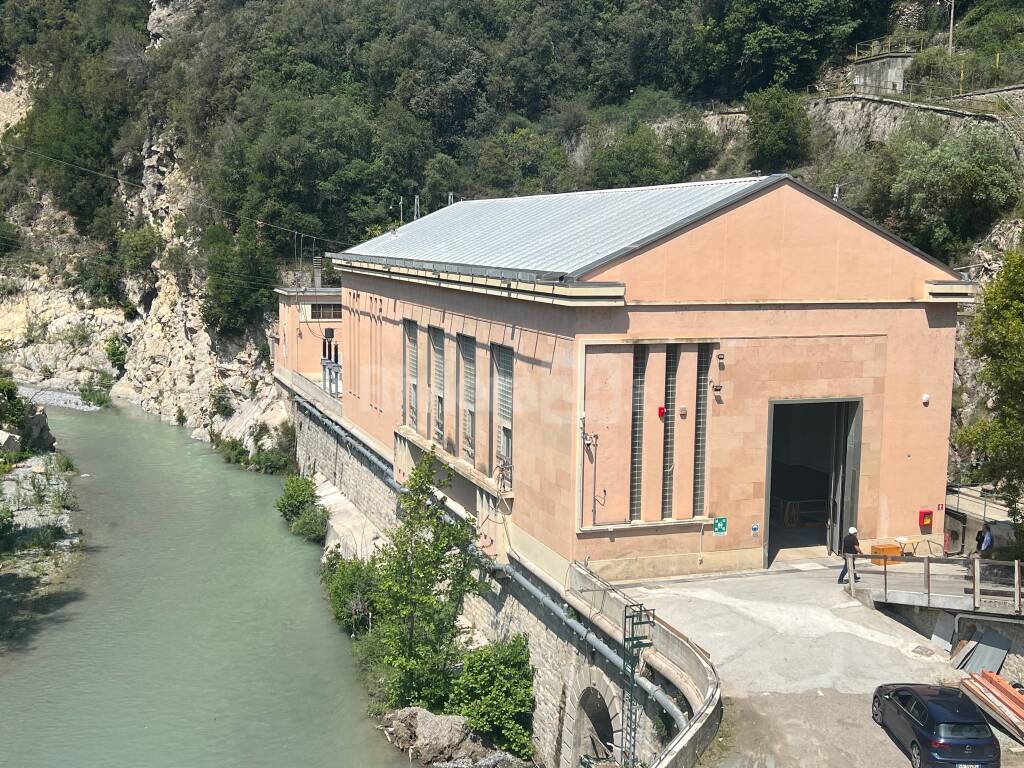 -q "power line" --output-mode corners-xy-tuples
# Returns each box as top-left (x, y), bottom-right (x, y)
(0, 138), (362, 252)
(0, 234), (307, 294)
